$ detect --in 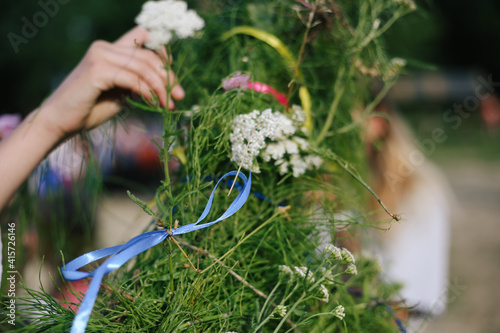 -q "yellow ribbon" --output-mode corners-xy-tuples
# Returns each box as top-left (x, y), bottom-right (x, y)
(221, 26), (313, 132)
(172, 146), (187, 165)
